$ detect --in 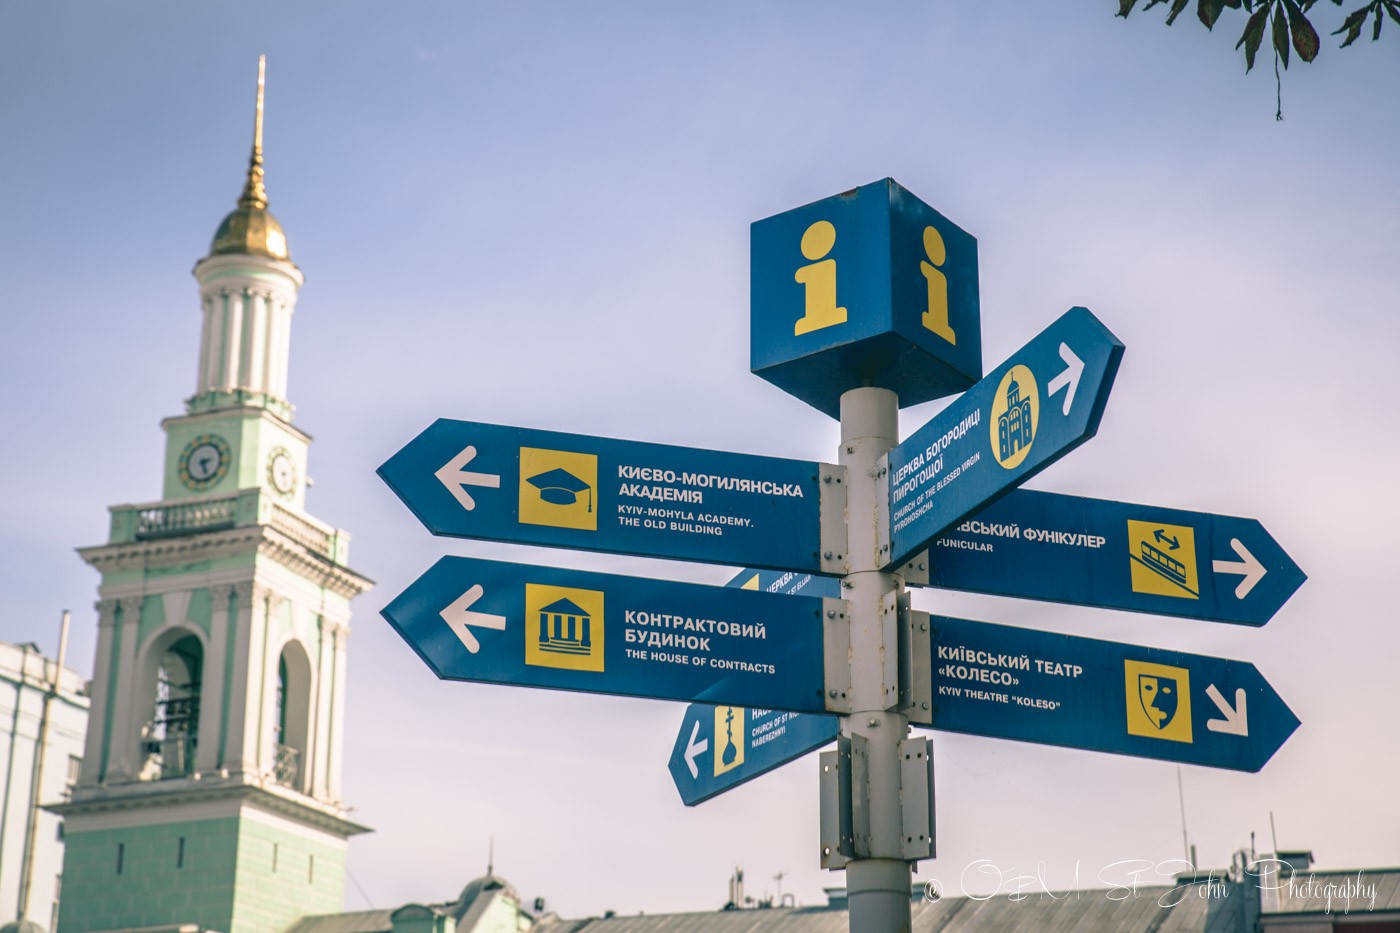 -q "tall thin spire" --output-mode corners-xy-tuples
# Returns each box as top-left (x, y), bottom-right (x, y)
(237, 55), (269, 210)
